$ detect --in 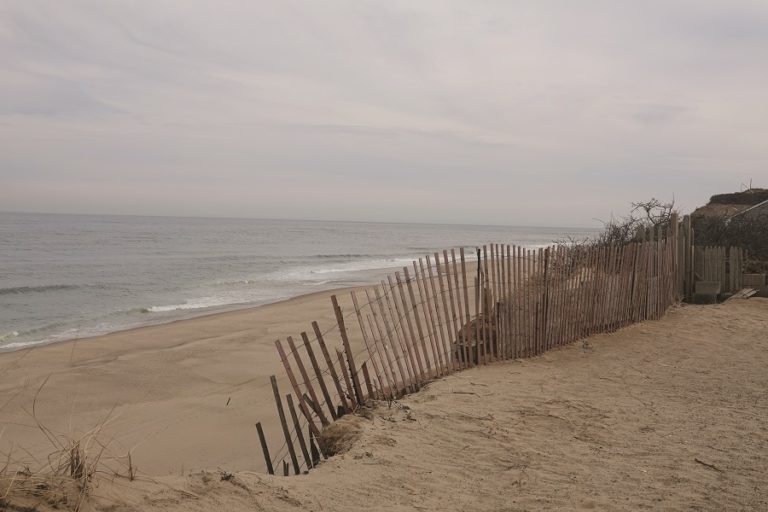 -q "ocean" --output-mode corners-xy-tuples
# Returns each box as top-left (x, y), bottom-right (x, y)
(0, 212), (598, 351)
